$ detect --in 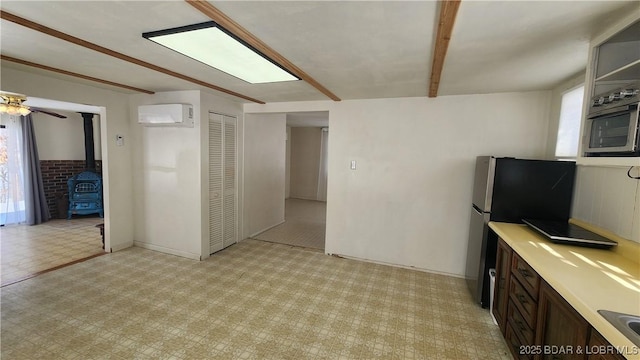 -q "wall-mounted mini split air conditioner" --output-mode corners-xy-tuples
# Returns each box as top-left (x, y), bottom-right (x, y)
(138, 104), (194, 127)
